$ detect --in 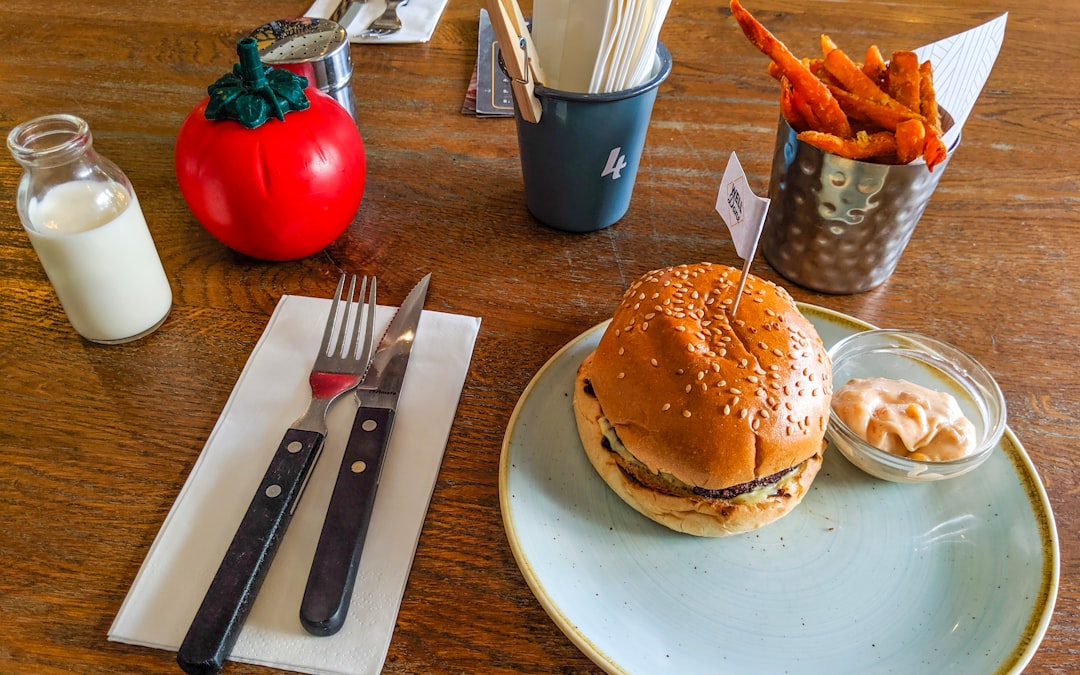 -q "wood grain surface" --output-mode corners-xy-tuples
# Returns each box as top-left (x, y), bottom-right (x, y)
(0, 0), (1076, 673)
